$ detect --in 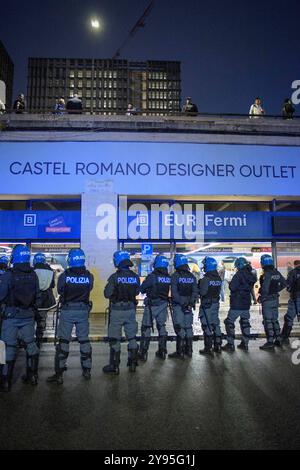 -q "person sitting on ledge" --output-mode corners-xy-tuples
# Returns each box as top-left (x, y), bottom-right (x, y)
(182, 96), (198, 116)
(66, 93), (83, 114)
